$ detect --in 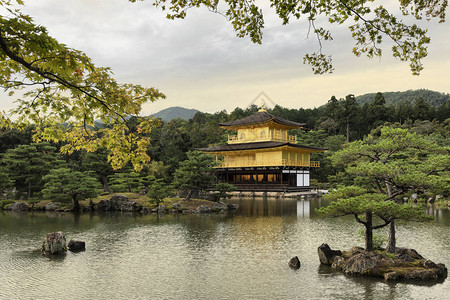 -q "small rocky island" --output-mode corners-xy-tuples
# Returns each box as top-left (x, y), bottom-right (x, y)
(318, 244), (447, 282)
